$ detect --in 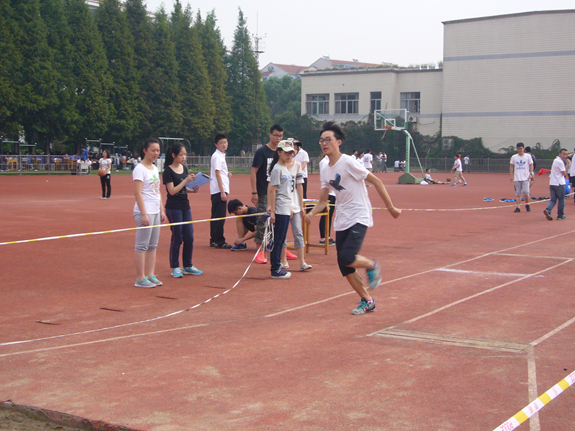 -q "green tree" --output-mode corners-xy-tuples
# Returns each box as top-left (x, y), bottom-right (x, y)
(96, 0), (143, 147)
(125, 0), (155, 143)
(226, 9), (270, 150)
(9, 0), (59, 147)
(38, 0), (78, 153)
(66, 0), (112, 150)
(197, 10), (232, 139)
(170, 2), (214, 154)
(0, 0), (23, 137)
(147, 8), (182, 138)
